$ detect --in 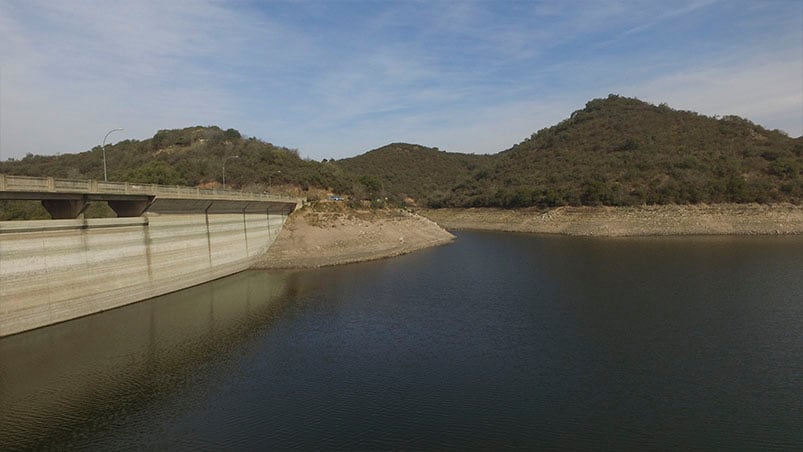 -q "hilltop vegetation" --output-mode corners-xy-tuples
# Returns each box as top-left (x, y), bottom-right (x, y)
(486, 95), (801, 207)
(0, 125), (353, 195)
(341, 95), (802, 207)
(1, 95), (801, 217)
(336, 143), (489, 204)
